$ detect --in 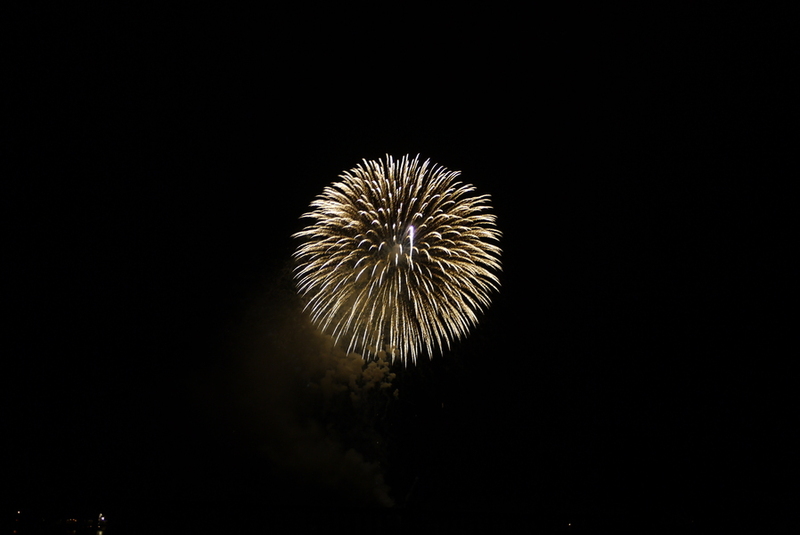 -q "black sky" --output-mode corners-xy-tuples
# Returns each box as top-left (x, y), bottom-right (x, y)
(5, 6), (796, 532)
